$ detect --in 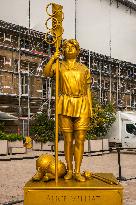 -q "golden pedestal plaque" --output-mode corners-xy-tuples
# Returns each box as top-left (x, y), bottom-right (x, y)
(24, 173), (123, 205)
